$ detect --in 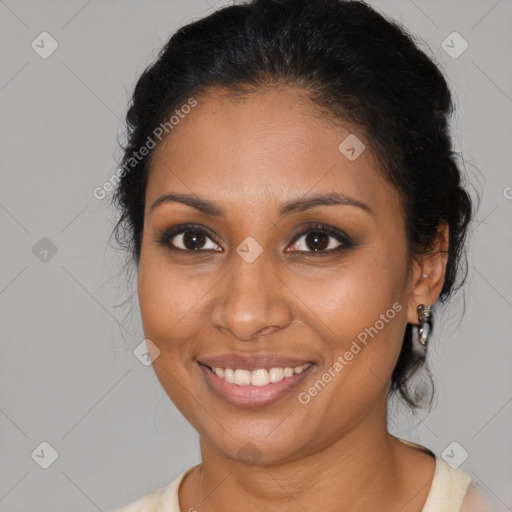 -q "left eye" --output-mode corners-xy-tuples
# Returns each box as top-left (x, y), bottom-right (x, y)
(291, 232), (342, 252)
(287, 225), (351, 254)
